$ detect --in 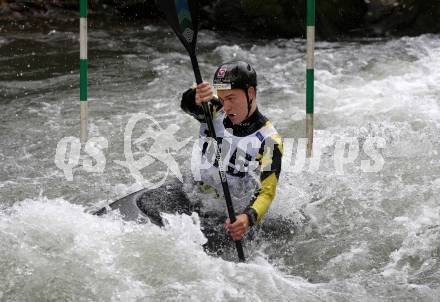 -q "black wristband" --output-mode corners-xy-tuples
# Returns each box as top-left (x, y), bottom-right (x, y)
(244, 207), (258, 227)
(181, 88), (198, 112)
